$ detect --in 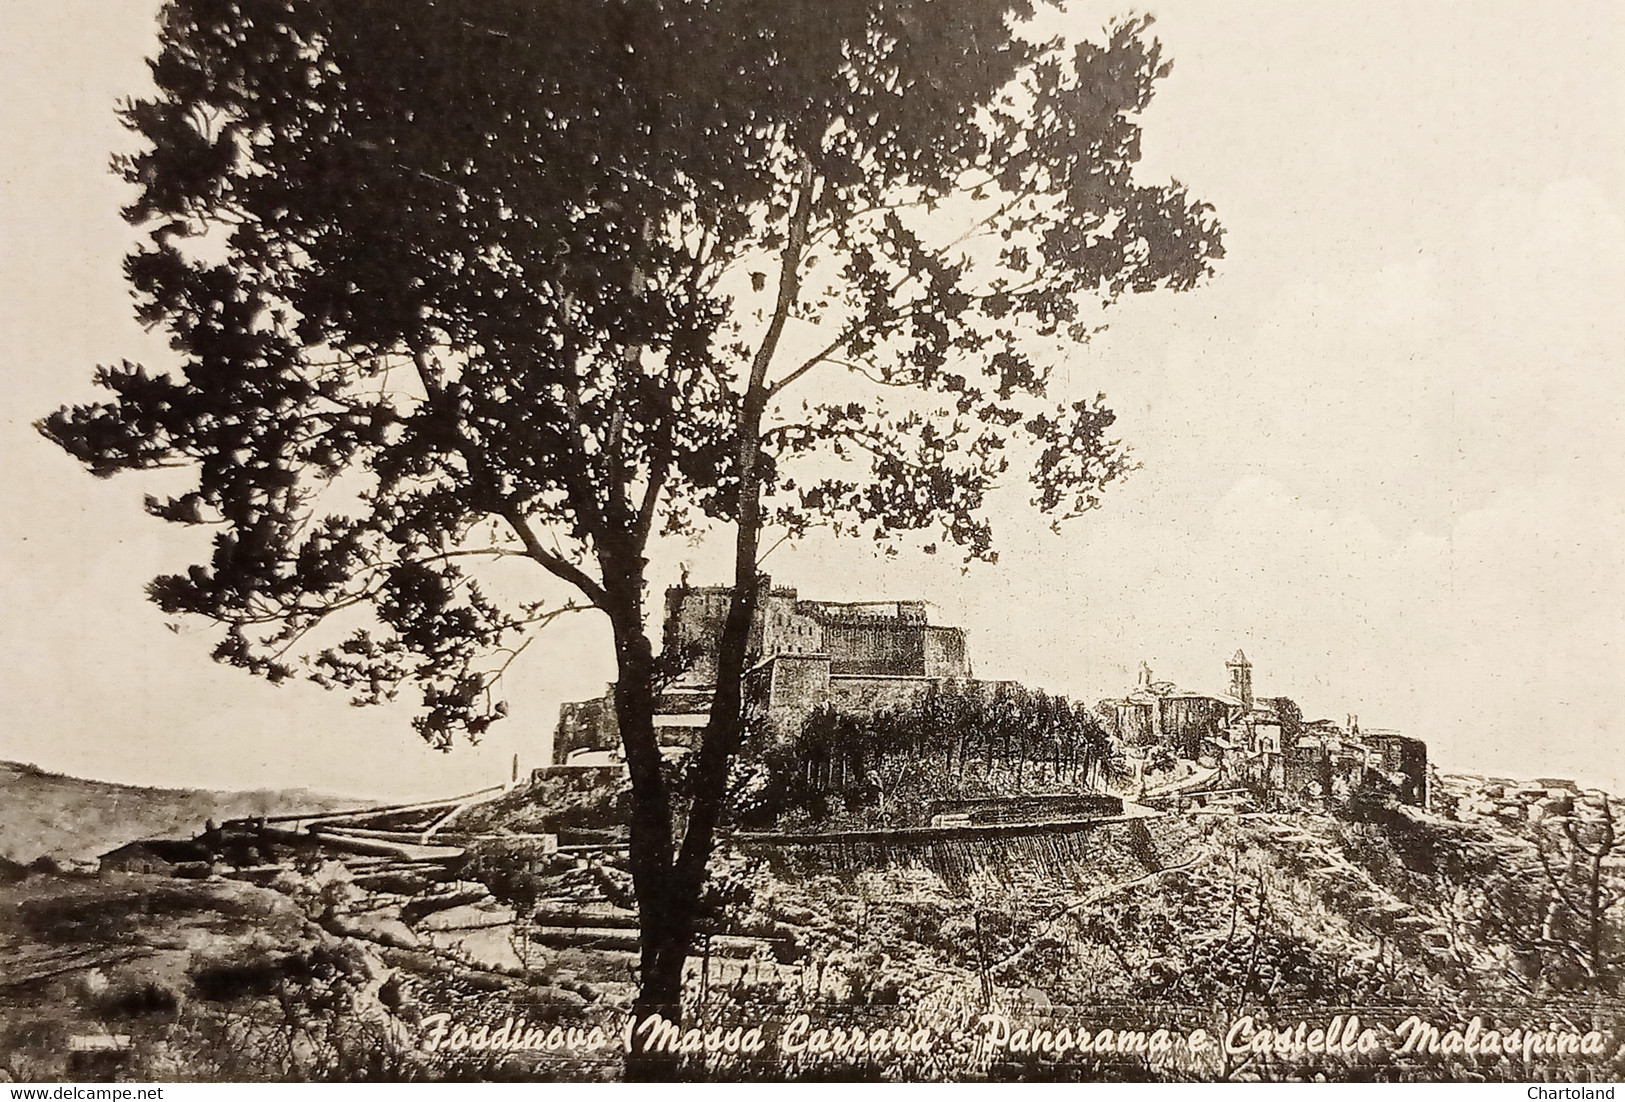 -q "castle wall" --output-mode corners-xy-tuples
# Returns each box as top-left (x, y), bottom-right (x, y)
(744, 661), (940, 734)
(825, 673), (939, 715)
(553, 691), (619, 763)
(822, 621), (925, 675)
(757, 588), (802, 656)
(665, 587), (729, 686)
(764, 653), (832, 725)
(923, 626), (969, 677)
